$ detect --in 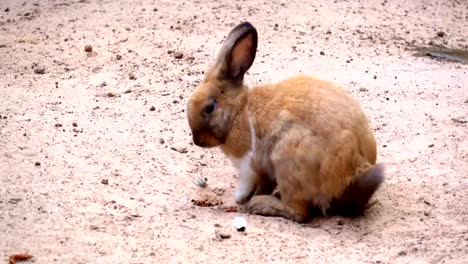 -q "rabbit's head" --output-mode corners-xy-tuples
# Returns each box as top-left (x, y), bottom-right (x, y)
(187, 22), (258, 148)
